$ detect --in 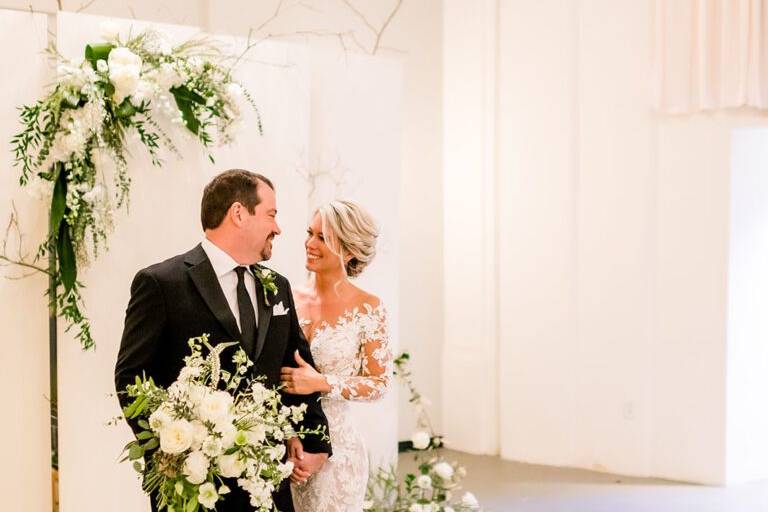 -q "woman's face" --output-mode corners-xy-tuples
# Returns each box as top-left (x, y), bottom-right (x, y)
(305, 213), (345, 274)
